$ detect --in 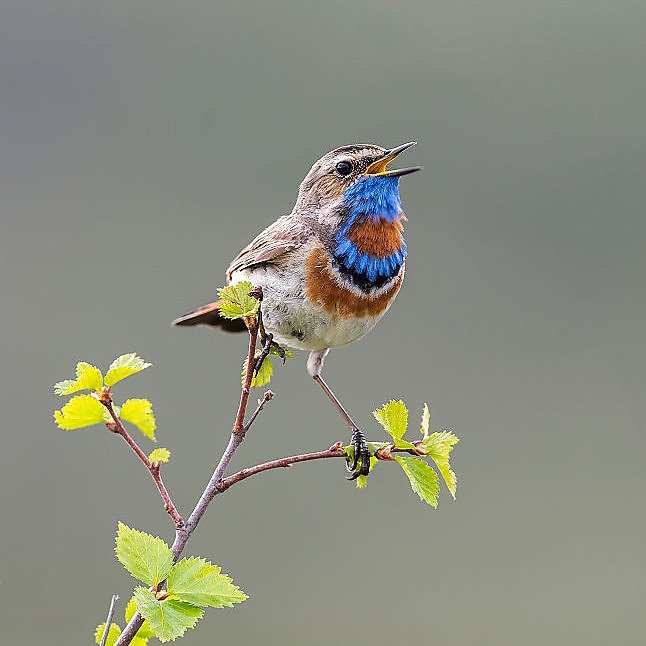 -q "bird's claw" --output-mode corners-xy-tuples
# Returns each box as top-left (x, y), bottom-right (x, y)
(346, 428), (371, 480)
(254, 332), (287, 375)
(271, 342), (287, 364)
